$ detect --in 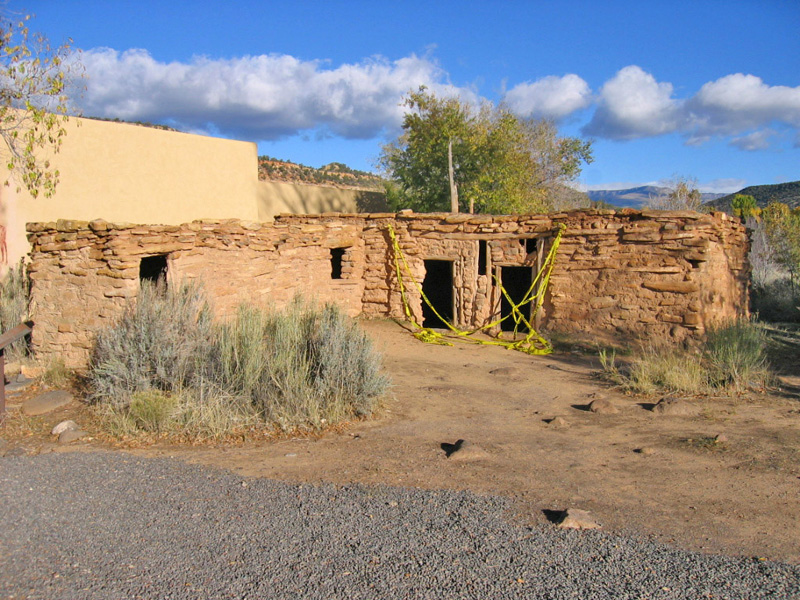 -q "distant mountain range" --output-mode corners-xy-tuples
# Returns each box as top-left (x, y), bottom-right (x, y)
(585, 186), (725, 209)
(705, 180), (800, 211)
(587, 181), (800, 211)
